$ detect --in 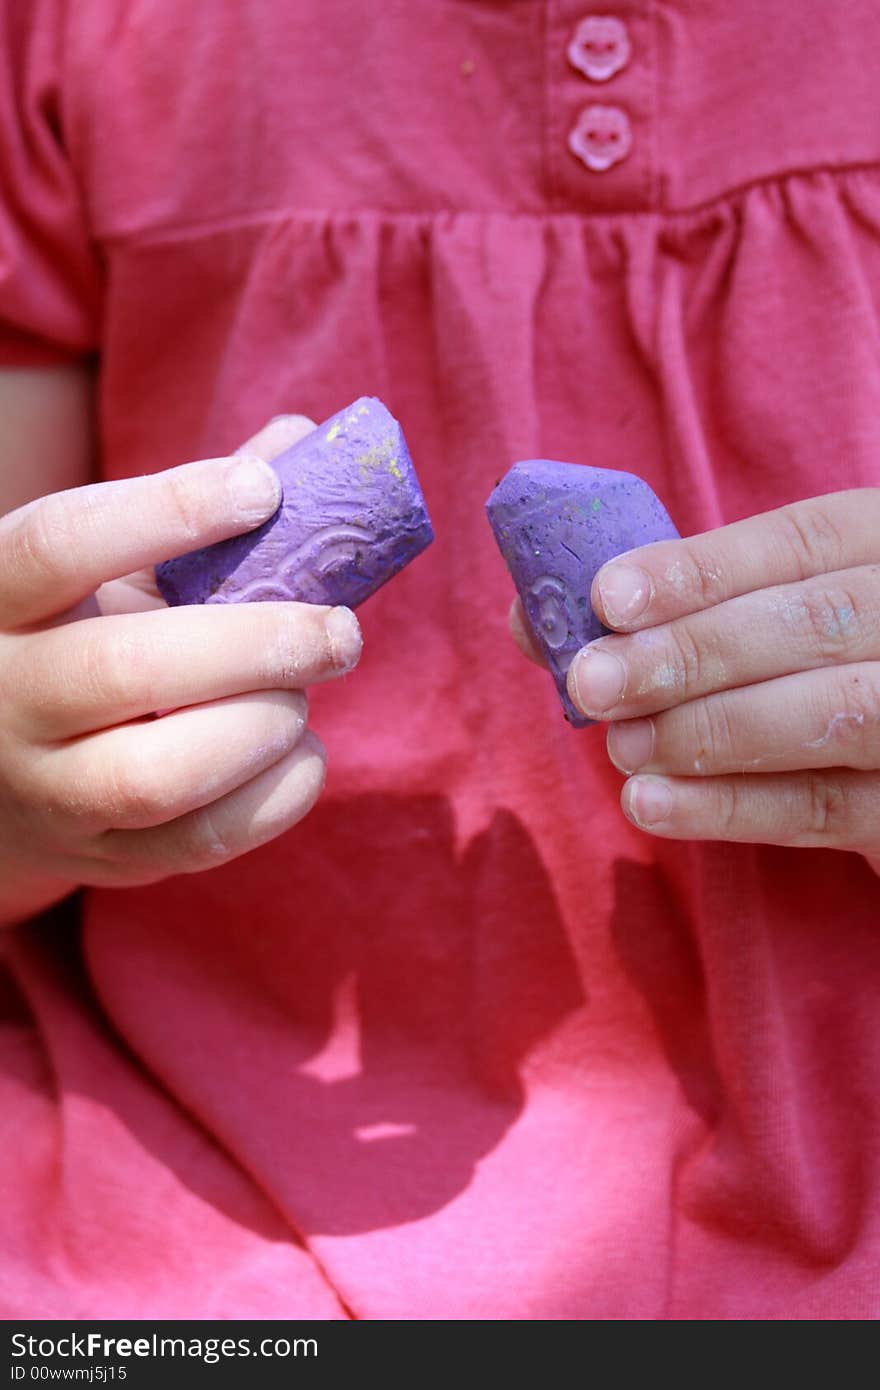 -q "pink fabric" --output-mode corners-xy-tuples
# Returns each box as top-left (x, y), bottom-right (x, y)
(2, 0), (880, 1319)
